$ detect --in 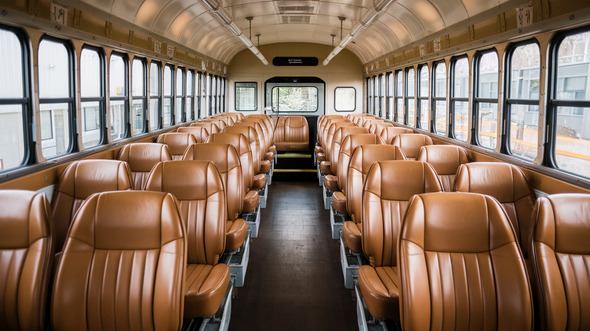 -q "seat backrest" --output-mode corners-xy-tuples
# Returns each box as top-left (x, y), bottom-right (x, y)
(399, 192), (532, 331)
(455, 162), (536, 258)
(241, 117), (270, 151)
(273, 116), (288, 143)
(346, 144), (406, 221)
(392, 133), (433, 160)
(207, 133), (254, 191)
(530, 194), (590, 331)
(51, 191), (186, 331)
(117, 143), (172, 190)
(203, 118), (226, 131)
(230, 123), (262, 173)
(380, 127), (414, 144)
(156, 132), (198, 160)
(52, 160), (133, 252)
(183, 144), (244, 221)
(370, 121), (393, 135)
(325, 121), (356, 161)
(362, 119), (381, 131)
(177, 126), (210, 143)
(417, 145), (469, 192)
(190, 122), (220, 135)
(317, 115), (343, 141)
(0, 190), (53, 331)
(330, 127), (370, 175)
(248, 114), (273, 135)
(320, 117), (348, 148)
(285, 116), (309, 143)
(362, 161), (442, 267)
